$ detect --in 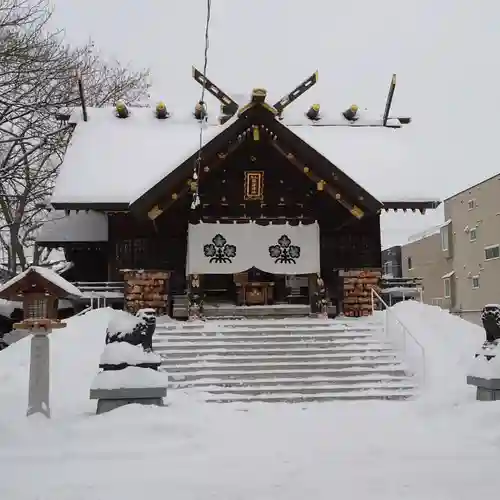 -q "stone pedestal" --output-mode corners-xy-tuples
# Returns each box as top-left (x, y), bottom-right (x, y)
(27, 331), (51, 418)
(90, 387), (167, 415)
(467, 376), (500, 401)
